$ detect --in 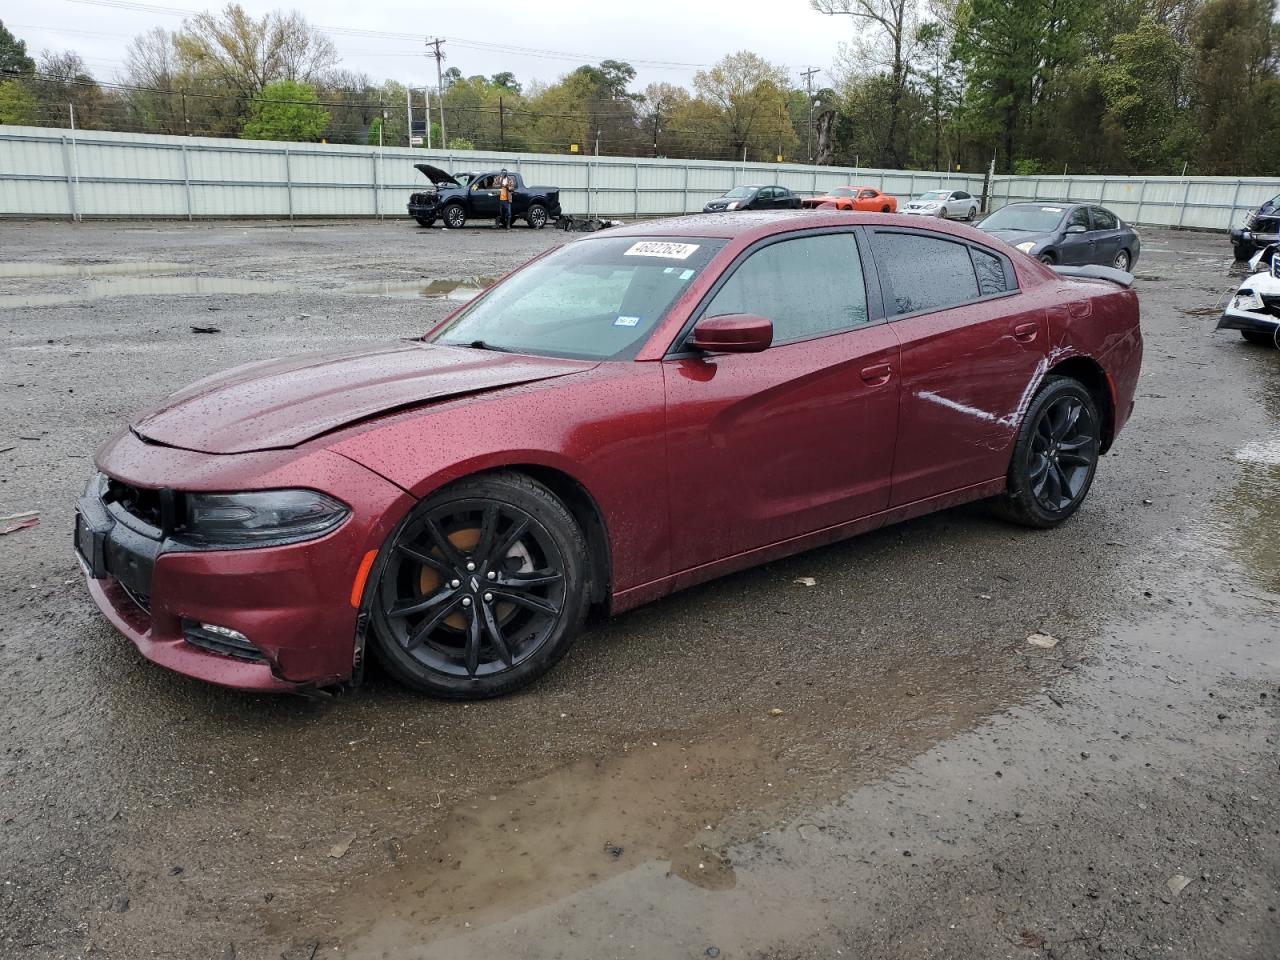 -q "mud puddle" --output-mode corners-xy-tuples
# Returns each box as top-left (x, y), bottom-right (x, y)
(0, 259), (190, 279)
(265, 650), (1063, 953)
(0, 273), (493, 308)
